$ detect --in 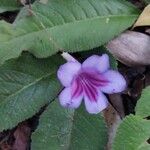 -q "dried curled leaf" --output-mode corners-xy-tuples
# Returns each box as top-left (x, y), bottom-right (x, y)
(103, 104), (122, 150)
(106, 31), (150, 66)
(133, 4), (150, 28)
(13, 122), (31, 150)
